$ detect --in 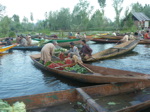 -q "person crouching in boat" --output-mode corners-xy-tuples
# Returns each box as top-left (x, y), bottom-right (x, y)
(59, 42), (82, 63)
(121, 34), (129, 42)
(40, 41), (58, 64)
(80, 40), (93, 60)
